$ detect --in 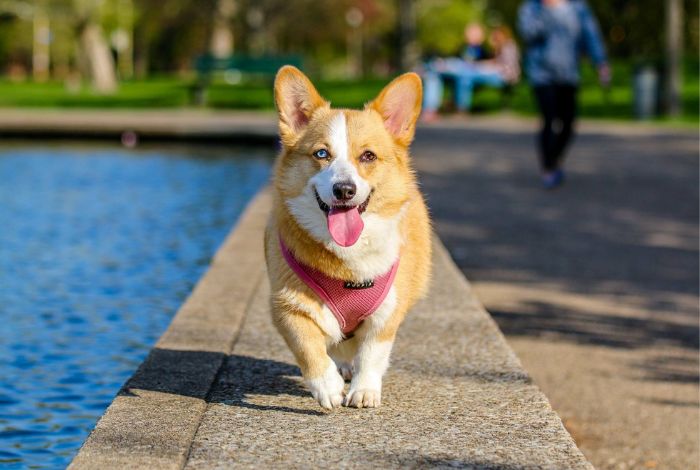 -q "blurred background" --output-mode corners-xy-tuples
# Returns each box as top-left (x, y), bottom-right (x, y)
(0, 1), (698, 469)
(0, 0), (697, 120)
